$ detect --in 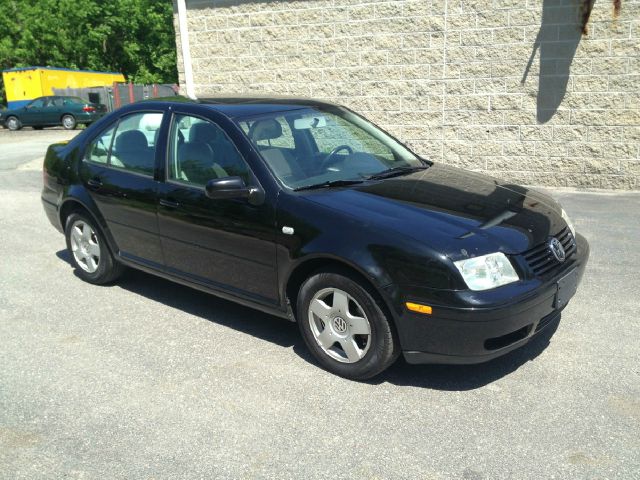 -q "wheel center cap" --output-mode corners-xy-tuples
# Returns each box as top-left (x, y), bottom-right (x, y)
(333, 316), (347, 333)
